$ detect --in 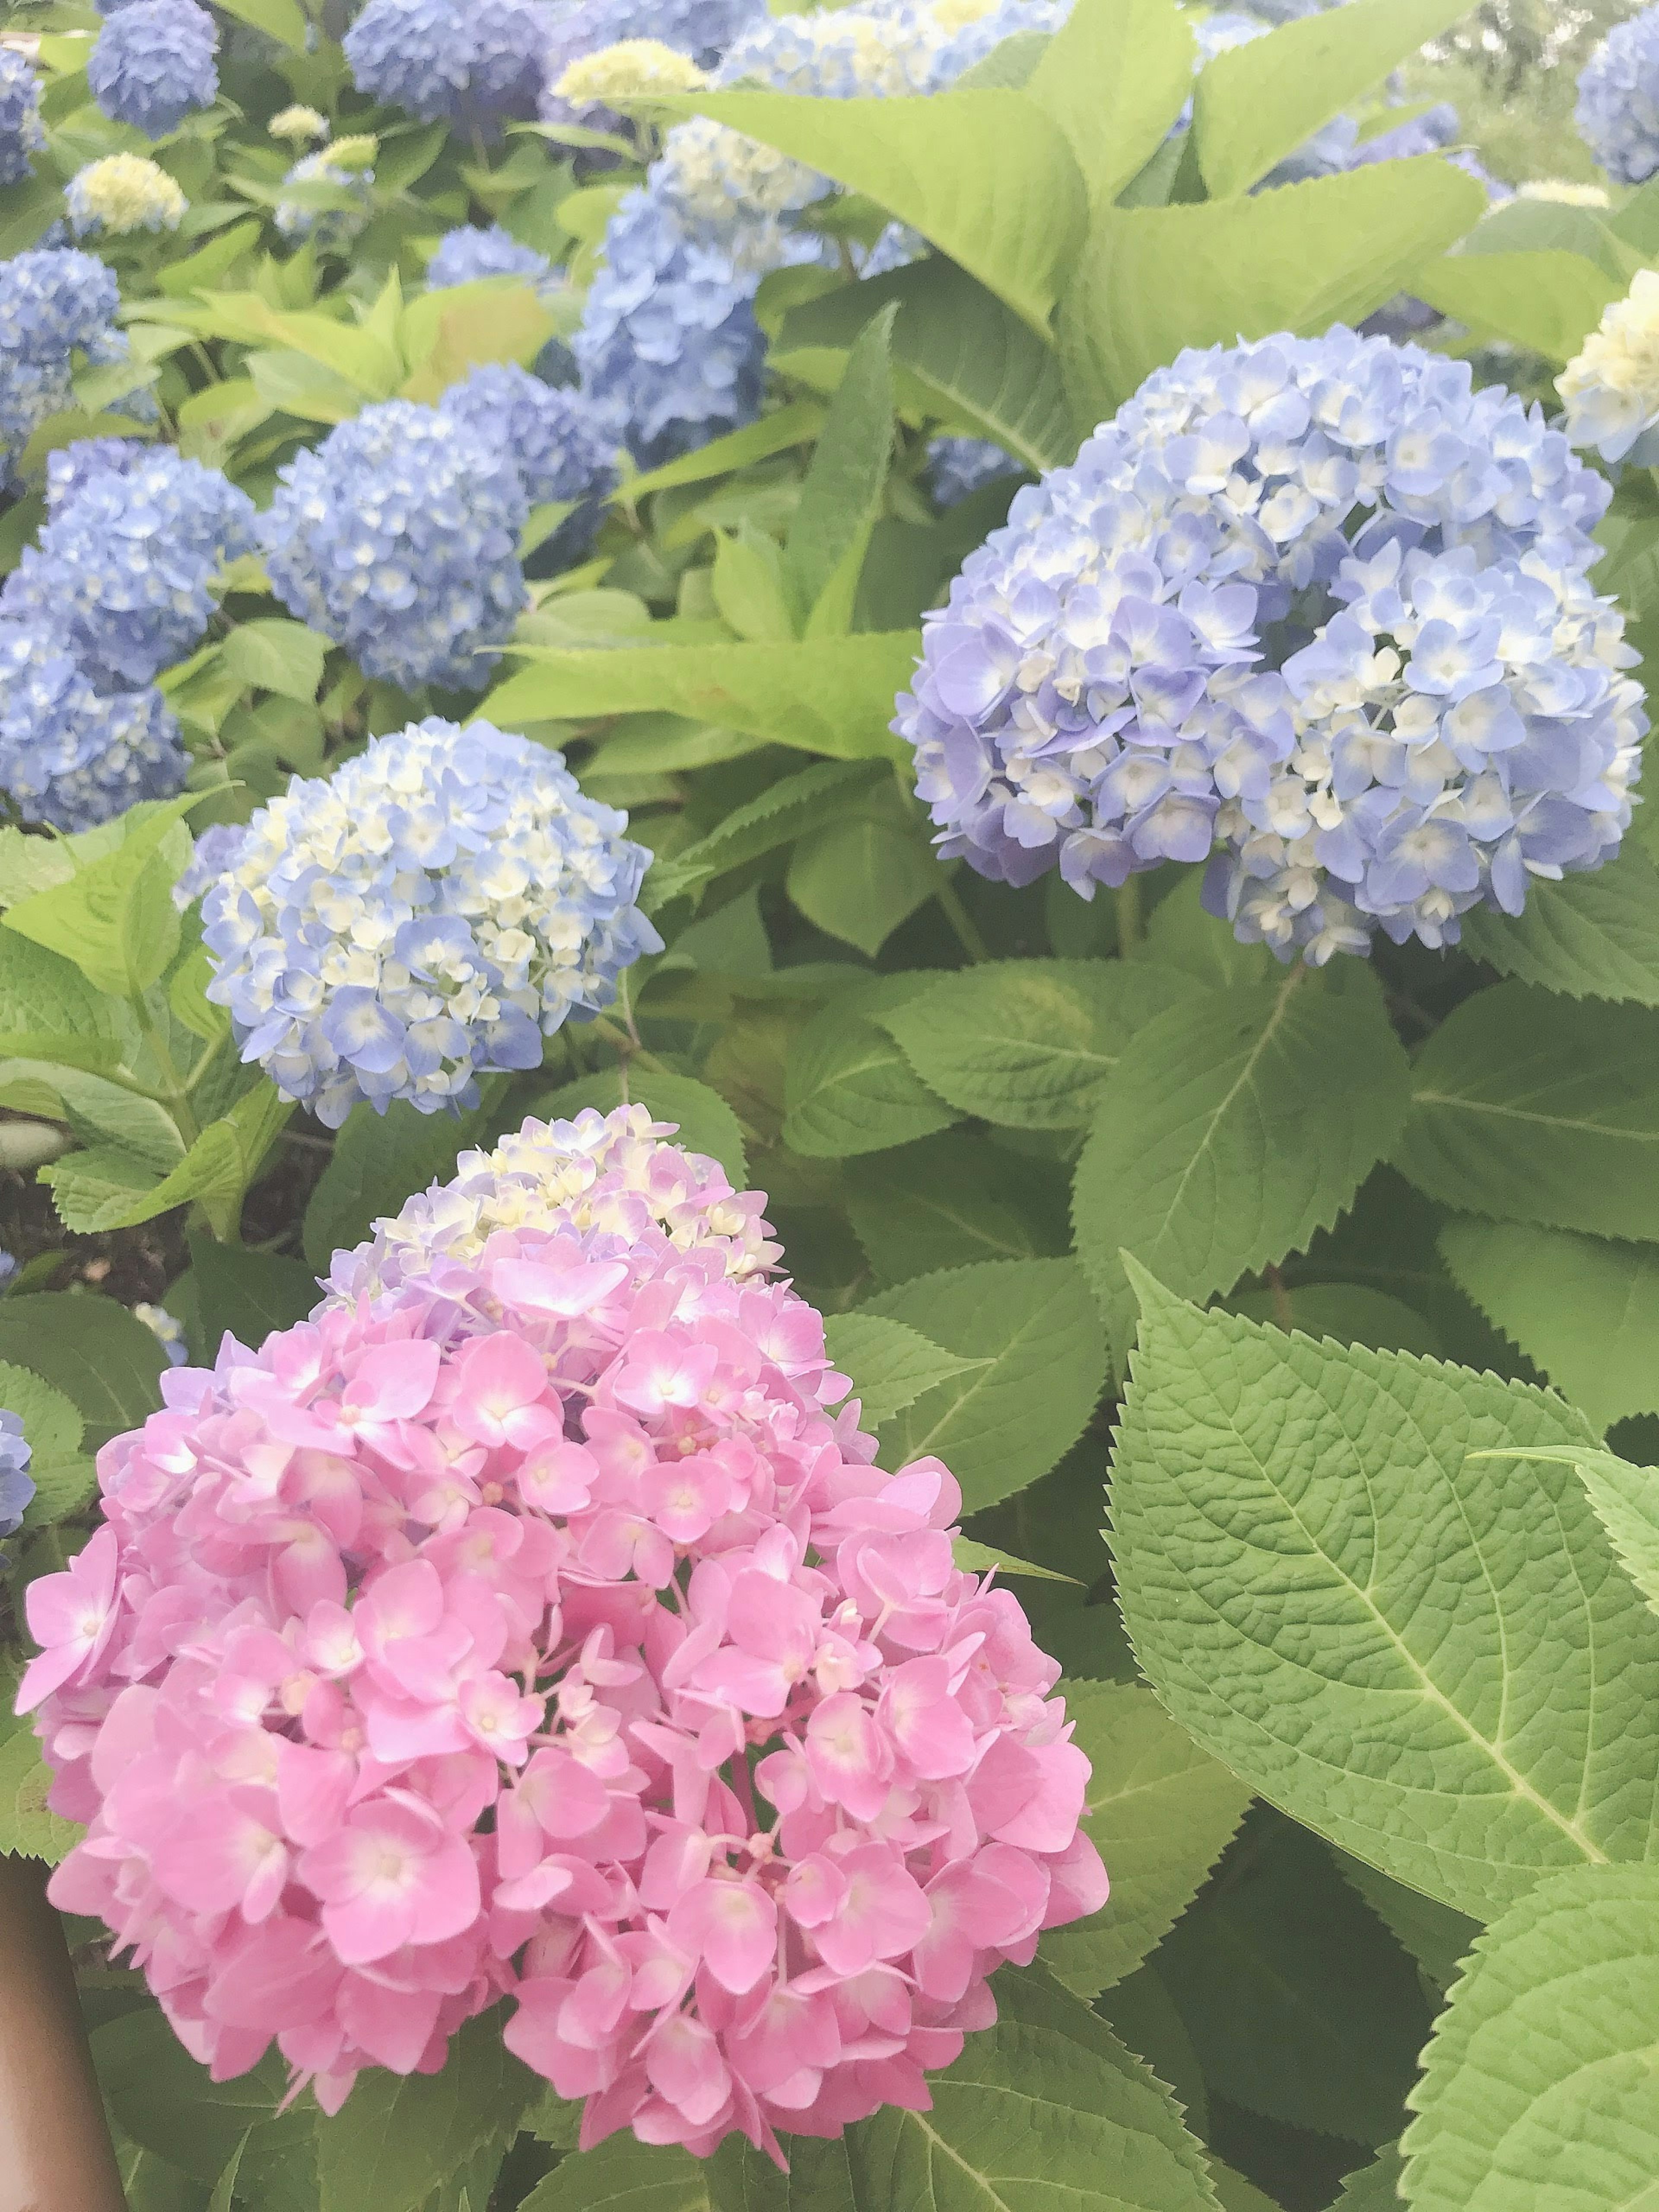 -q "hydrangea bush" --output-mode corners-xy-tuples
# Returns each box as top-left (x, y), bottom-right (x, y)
(0, 3), (1658, 2209)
